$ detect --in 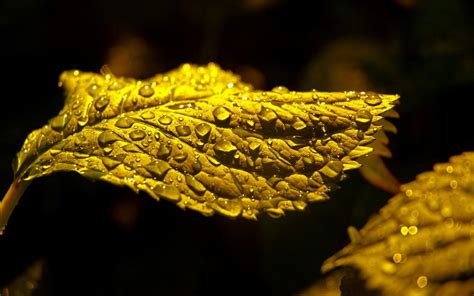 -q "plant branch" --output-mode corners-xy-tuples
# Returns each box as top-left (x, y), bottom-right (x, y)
(0, 179), (31, 235)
